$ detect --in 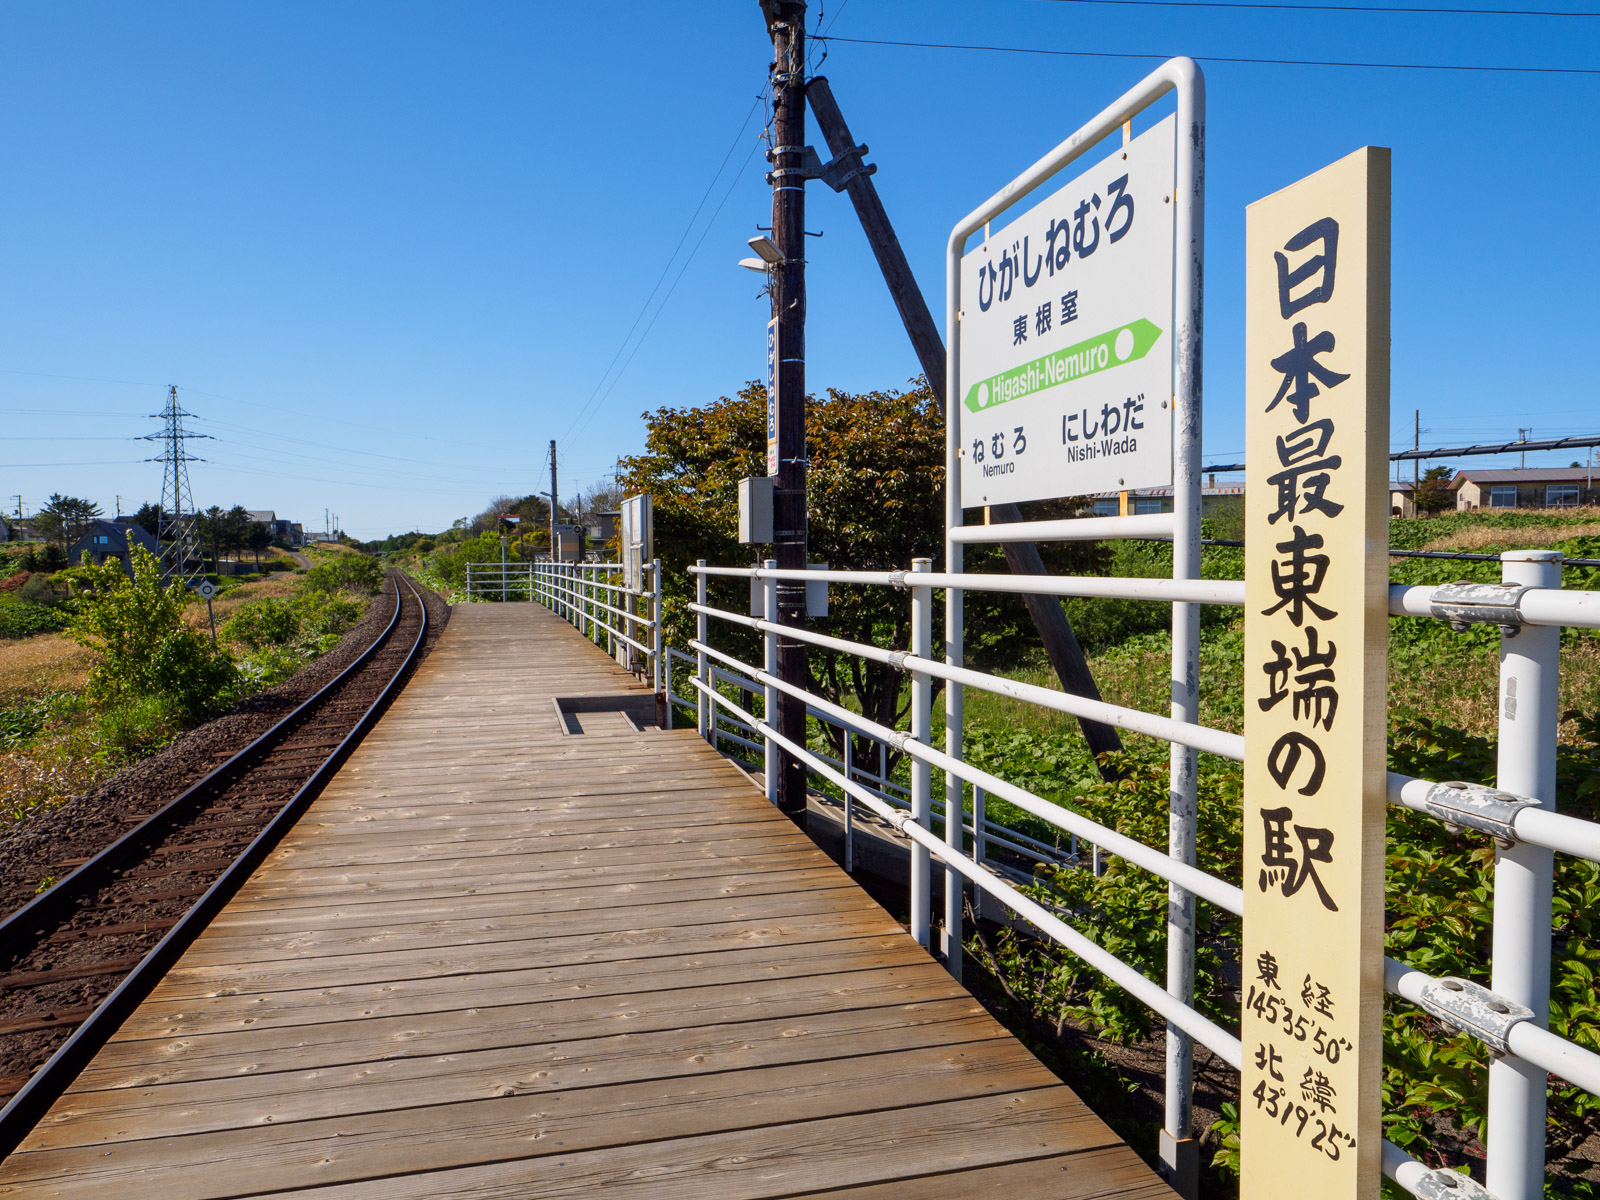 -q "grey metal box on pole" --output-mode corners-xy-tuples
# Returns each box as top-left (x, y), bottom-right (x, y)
(738, 477), (773, 544)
